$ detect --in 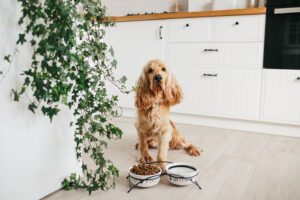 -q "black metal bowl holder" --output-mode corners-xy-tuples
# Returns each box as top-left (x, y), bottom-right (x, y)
(126, 161), (202, 193)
